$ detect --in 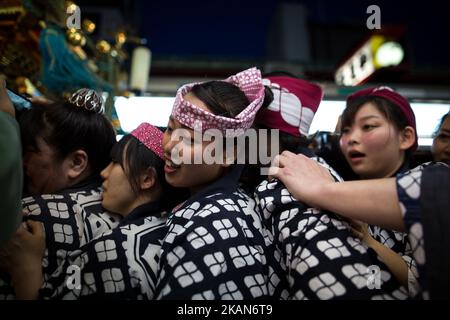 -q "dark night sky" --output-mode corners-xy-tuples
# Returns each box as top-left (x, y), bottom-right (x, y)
(133, 0), (450, 67)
